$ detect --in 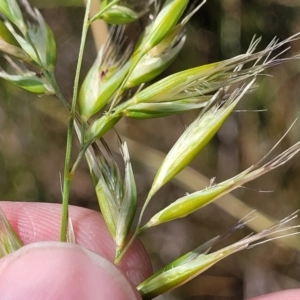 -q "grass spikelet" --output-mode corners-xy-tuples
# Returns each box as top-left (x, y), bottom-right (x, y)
(138, 212), (300, 299)
(143, 141), (300, 228)
(115, 142), (137, 257)
(147, 80), (254, 199)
